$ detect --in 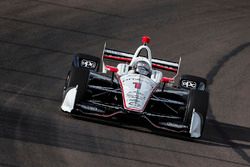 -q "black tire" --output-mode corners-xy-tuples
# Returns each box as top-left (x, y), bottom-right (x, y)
(183, 90), (209, 136)
(62, 71), (71, 99)
(63, 54), (100, 102)
(180, 74), (207, 91)
(63, 66), (90, 102)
